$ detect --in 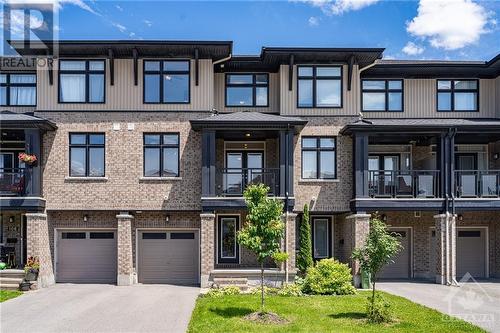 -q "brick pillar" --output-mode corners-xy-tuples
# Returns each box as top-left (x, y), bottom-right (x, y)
(200, 213), (215, 287)
(434, 213), (457, 285)
(117, 212), (134, 286)
(26, 212), (55, 288)
(284, 212), (297, 275)
(345, 213), (370, 287)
